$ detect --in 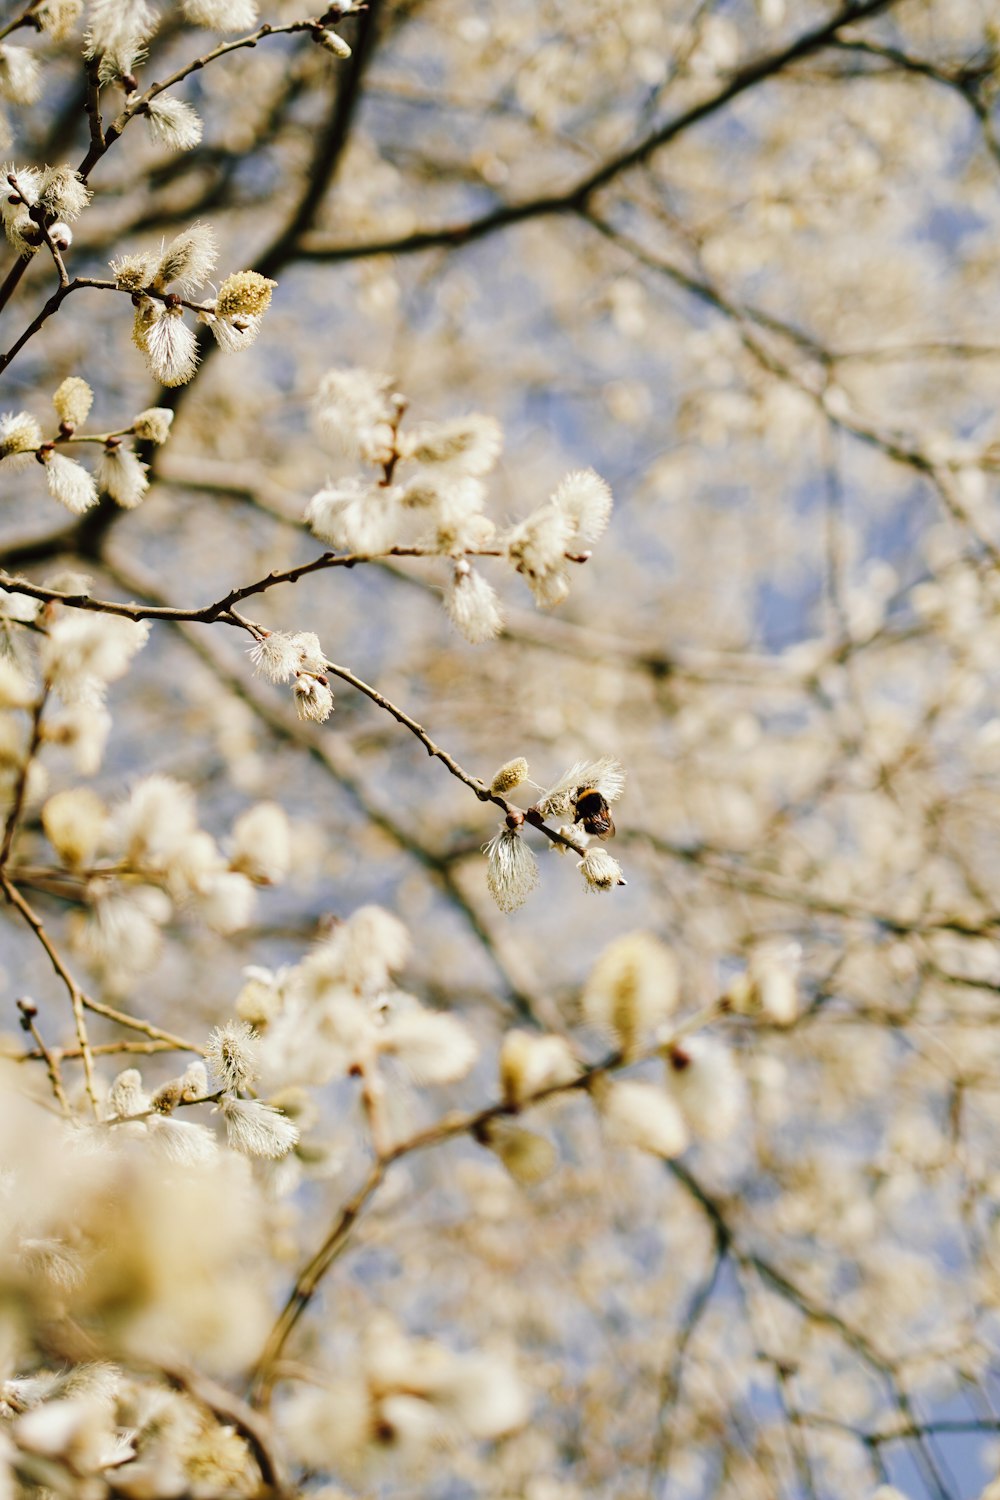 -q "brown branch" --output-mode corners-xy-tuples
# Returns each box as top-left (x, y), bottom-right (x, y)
(75, 14), (350, 178)
(0, 543), (589, 624)
(0, 0), (42, 42)
(1, 876), (99, 1114)
(2, 1038), (184, 1059)
(298, 0), (907, 262)
(0, 563), (596, 859)
(0, 683), (47, 872)
(1, 874), (203, 1054)
(251, 1000), (723, 1403)
(15, 996), (70, 1114)
(101, 546), (552, 1026)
